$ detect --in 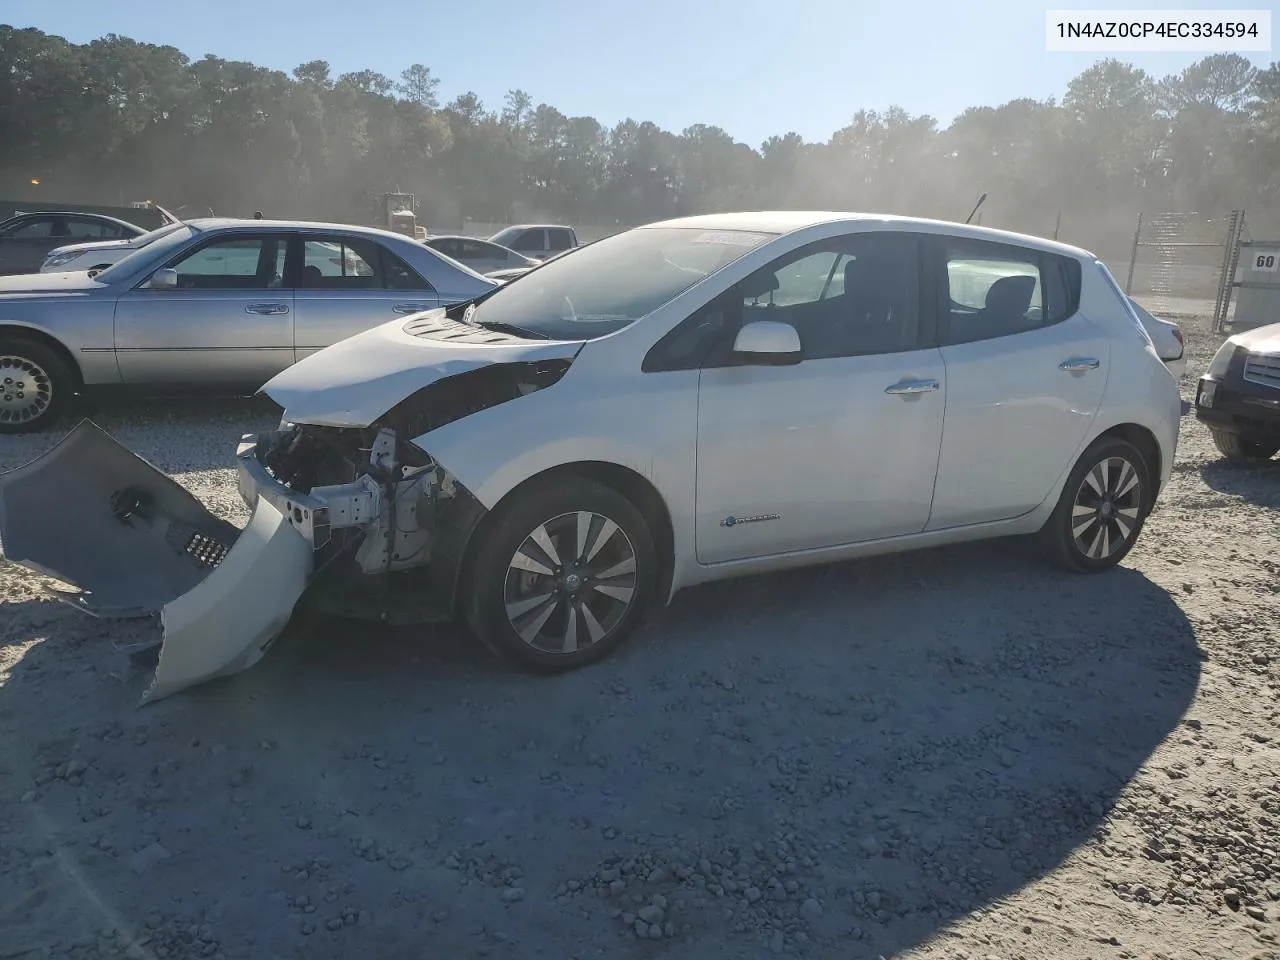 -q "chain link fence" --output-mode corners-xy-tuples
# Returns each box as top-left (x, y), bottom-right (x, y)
(1114, 211), (1246, 323)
